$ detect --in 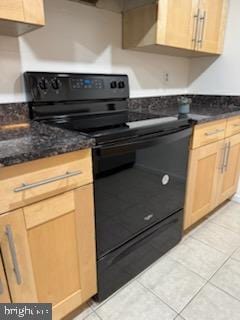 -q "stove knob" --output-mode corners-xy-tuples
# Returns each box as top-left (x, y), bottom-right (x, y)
(118, 81), (125, 89)
(38, 78), (48, 91)
(51, 78), (60, 90)
(110, 81), (117, 89)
